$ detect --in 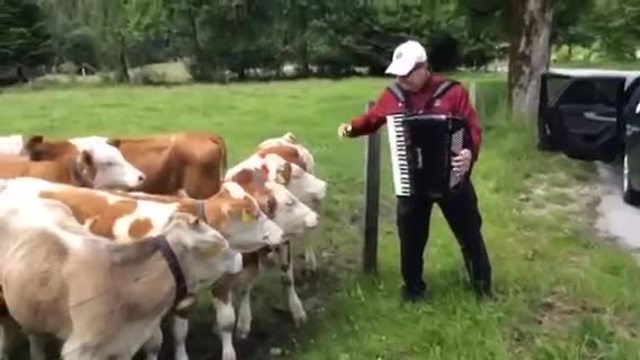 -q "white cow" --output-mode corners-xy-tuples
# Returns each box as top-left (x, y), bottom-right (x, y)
(0, 193), (241, 360)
